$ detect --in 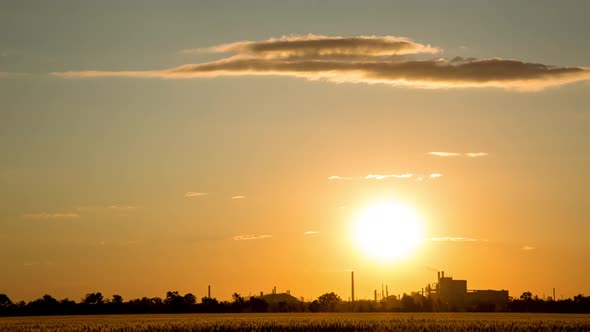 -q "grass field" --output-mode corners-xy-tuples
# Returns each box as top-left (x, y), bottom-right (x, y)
(1, 313), (589, 331)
